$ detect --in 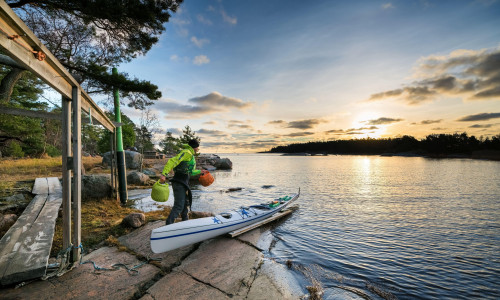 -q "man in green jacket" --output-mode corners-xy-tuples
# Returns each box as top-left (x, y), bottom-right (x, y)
(160, 139), (206, 225)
